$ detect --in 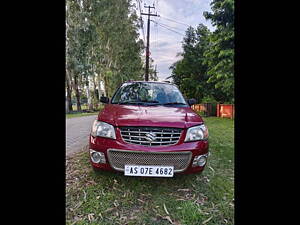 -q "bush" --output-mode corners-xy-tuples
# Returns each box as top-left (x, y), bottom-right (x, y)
(201, 96), (218, 103)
